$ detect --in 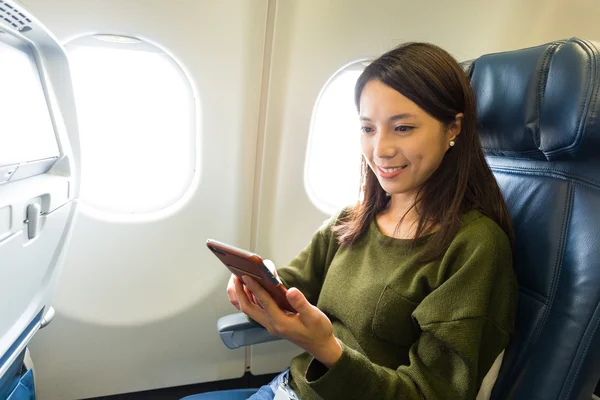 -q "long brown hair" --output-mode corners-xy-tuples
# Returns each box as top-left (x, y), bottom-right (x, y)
(333, 42), (513, 263)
